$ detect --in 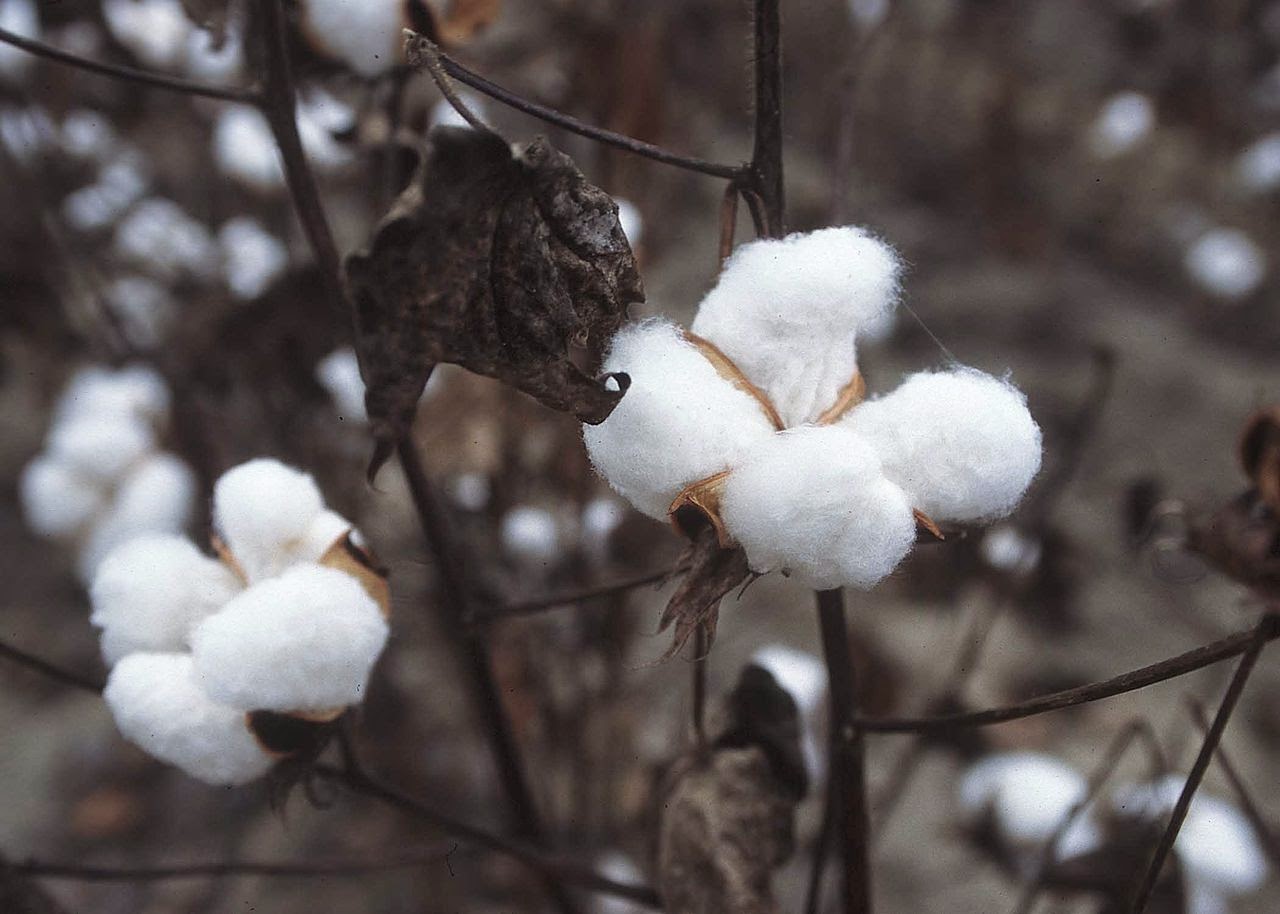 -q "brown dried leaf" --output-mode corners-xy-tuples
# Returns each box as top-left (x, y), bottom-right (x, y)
(1188, 491), (1280, 599)
(658, 526), (751, 660)
(1241, 406), (1280, 513)
(346, 127), (642, 474)
(436, 0), (502, 45)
